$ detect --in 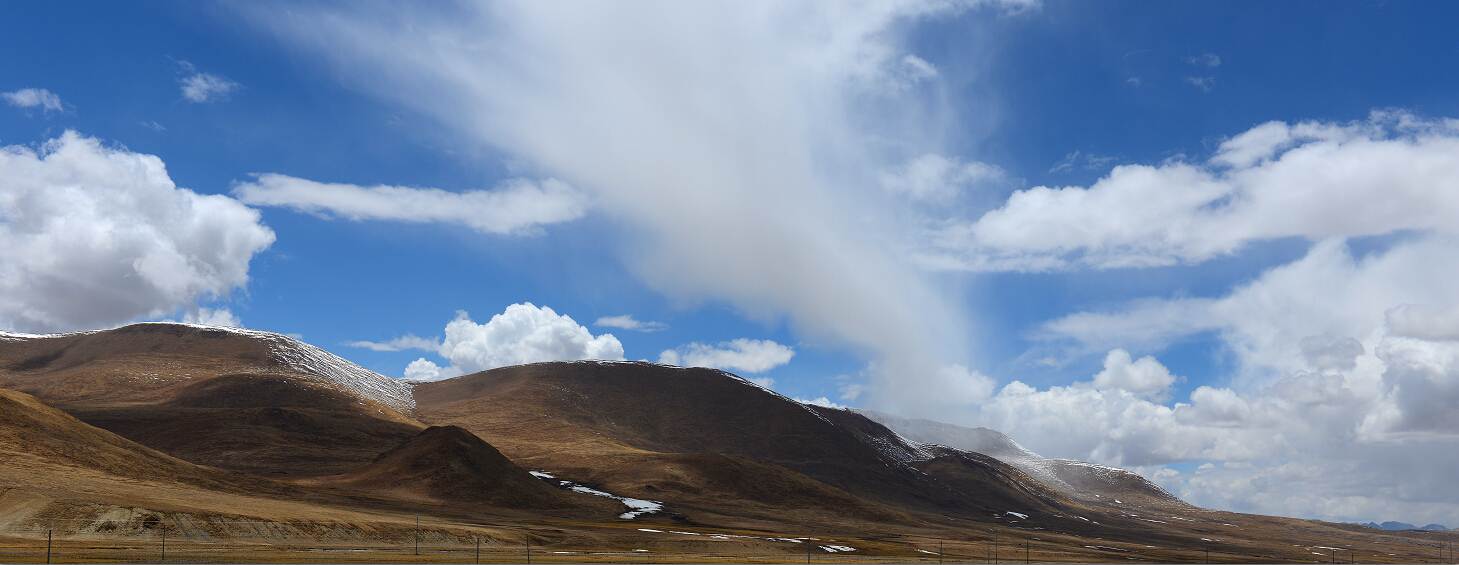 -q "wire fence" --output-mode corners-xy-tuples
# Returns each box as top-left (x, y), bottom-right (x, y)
(1, 517), (1455, 564)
